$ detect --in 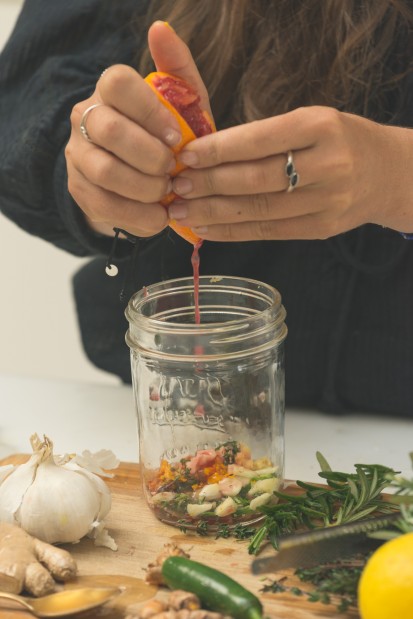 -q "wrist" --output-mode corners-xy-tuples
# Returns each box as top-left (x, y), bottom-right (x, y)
(369, 123), (413, 236)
